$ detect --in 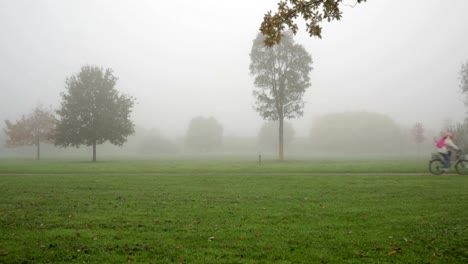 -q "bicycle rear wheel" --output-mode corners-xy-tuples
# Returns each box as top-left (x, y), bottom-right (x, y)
(429, 159), (445, 175)
(455, 159), (468, 175)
